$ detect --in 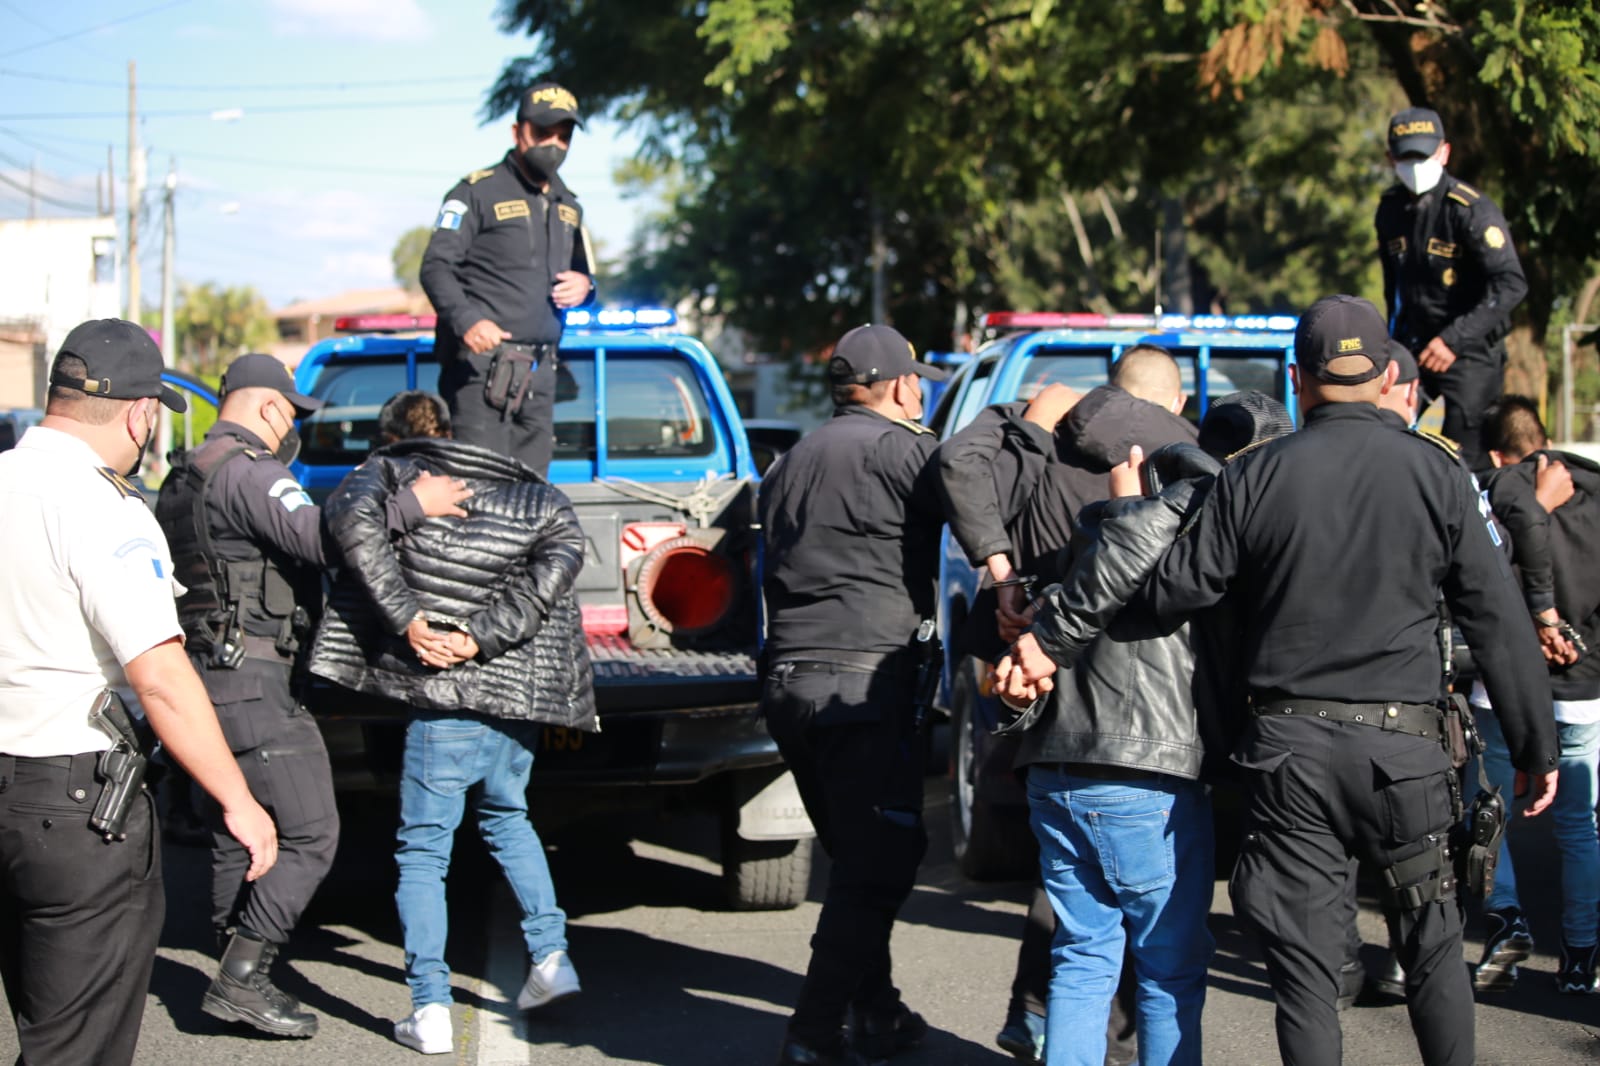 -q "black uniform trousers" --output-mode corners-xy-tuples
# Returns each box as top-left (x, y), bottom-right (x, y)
(0, 753), (163, 1066)
(437, 344), (558, 477)
(197, 657), (338, 946)
(761, 659), (928, 1049)
(1420, 344), (1505, 474)
(1230, 715), (1471, 1066)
